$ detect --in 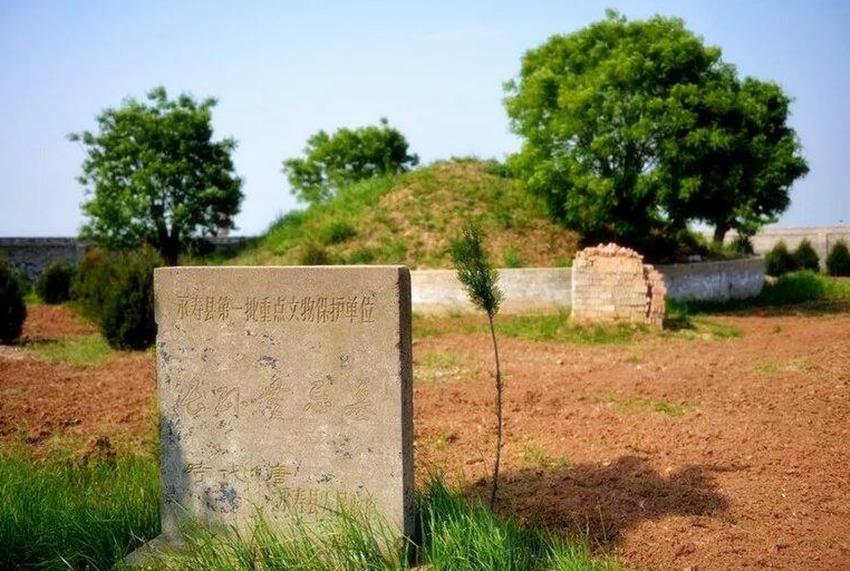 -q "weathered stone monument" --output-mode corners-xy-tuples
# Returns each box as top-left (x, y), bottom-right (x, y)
(571, 244), (666, 327)
(130, 266), (414, 560)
